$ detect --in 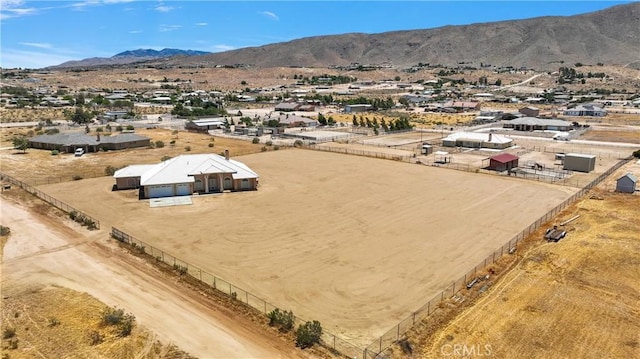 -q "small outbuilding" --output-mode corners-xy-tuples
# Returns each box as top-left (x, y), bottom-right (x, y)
(616, 173), (637, 193)
(563, 153), (596, 173)
(488, 153), (519, 172)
